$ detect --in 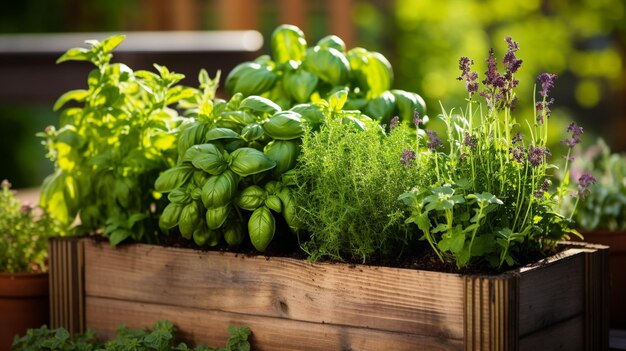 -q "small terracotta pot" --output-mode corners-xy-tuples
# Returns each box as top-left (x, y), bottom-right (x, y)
(0, 272), (49, 351)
